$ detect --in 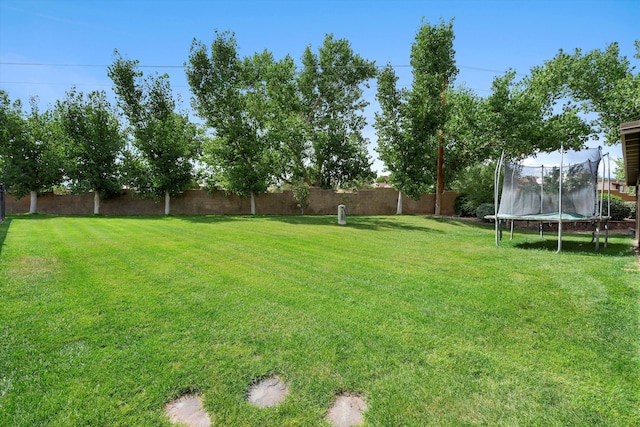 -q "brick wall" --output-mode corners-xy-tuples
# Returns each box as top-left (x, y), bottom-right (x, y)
(6, 188), (458, 216)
